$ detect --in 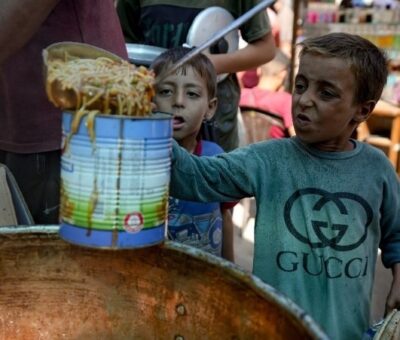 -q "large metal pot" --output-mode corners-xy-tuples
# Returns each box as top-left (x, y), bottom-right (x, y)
(0, 226), (327, 339)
